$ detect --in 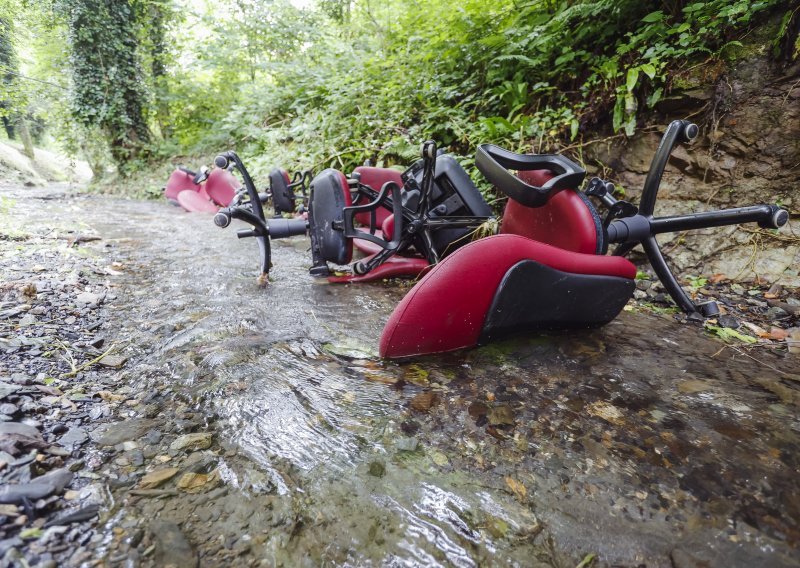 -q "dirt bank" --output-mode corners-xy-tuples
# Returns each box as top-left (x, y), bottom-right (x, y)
(587, 54), (799, 285)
